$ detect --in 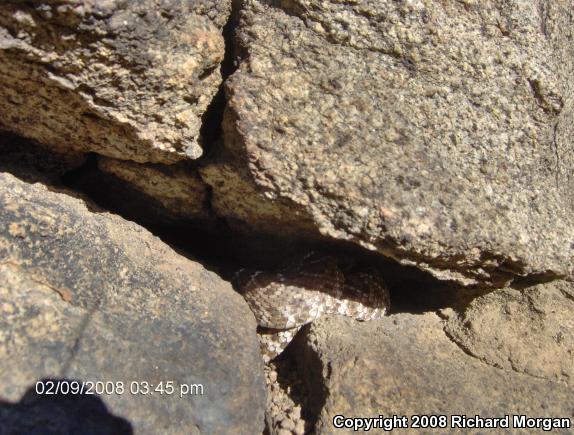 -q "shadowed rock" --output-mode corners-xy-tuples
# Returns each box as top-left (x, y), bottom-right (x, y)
(0, 171), (265, 434)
